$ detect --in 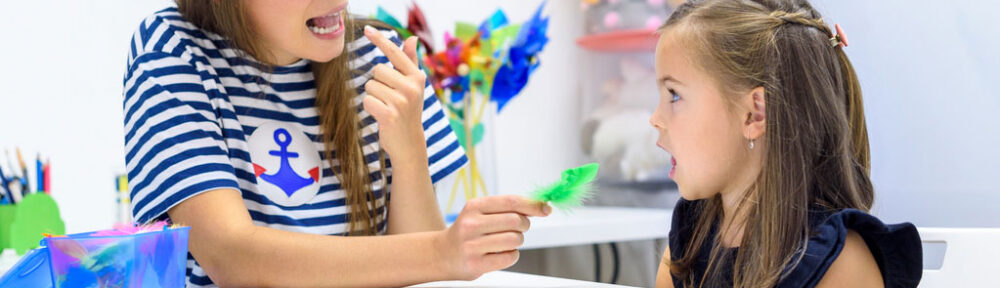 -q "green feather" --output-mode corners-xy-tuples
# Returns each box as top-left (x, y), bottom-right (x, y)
(531, 163), (600, 210)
